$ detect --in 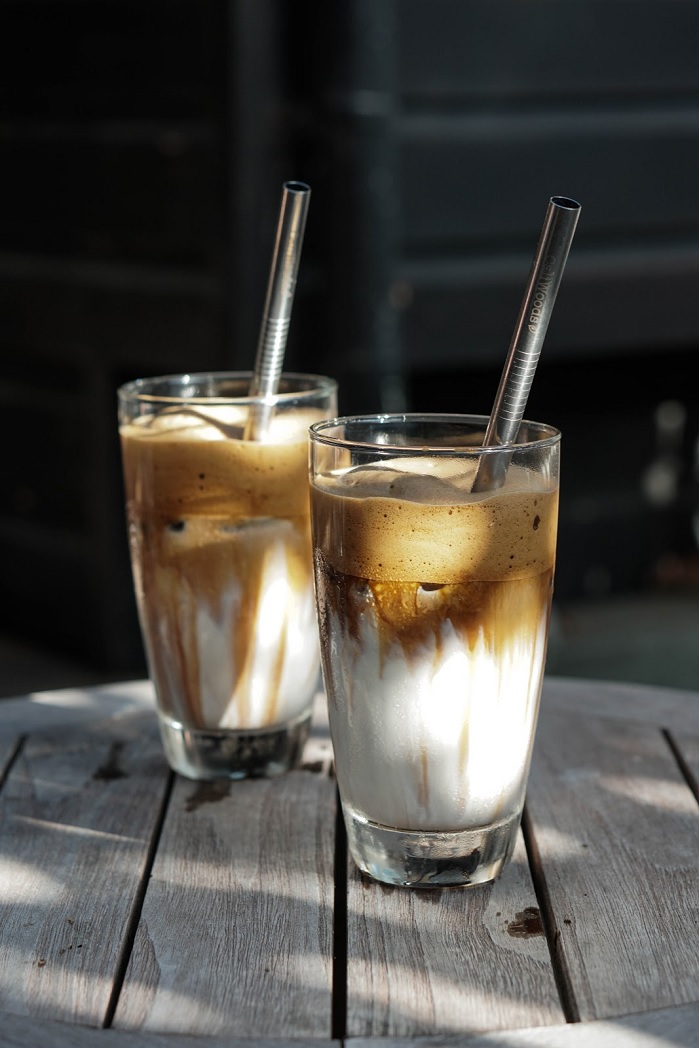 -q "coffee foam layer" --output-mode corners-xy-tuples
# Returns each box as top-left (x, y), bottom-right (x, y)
(121, 406), (322, 523)
(311, 458), (558, 584)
